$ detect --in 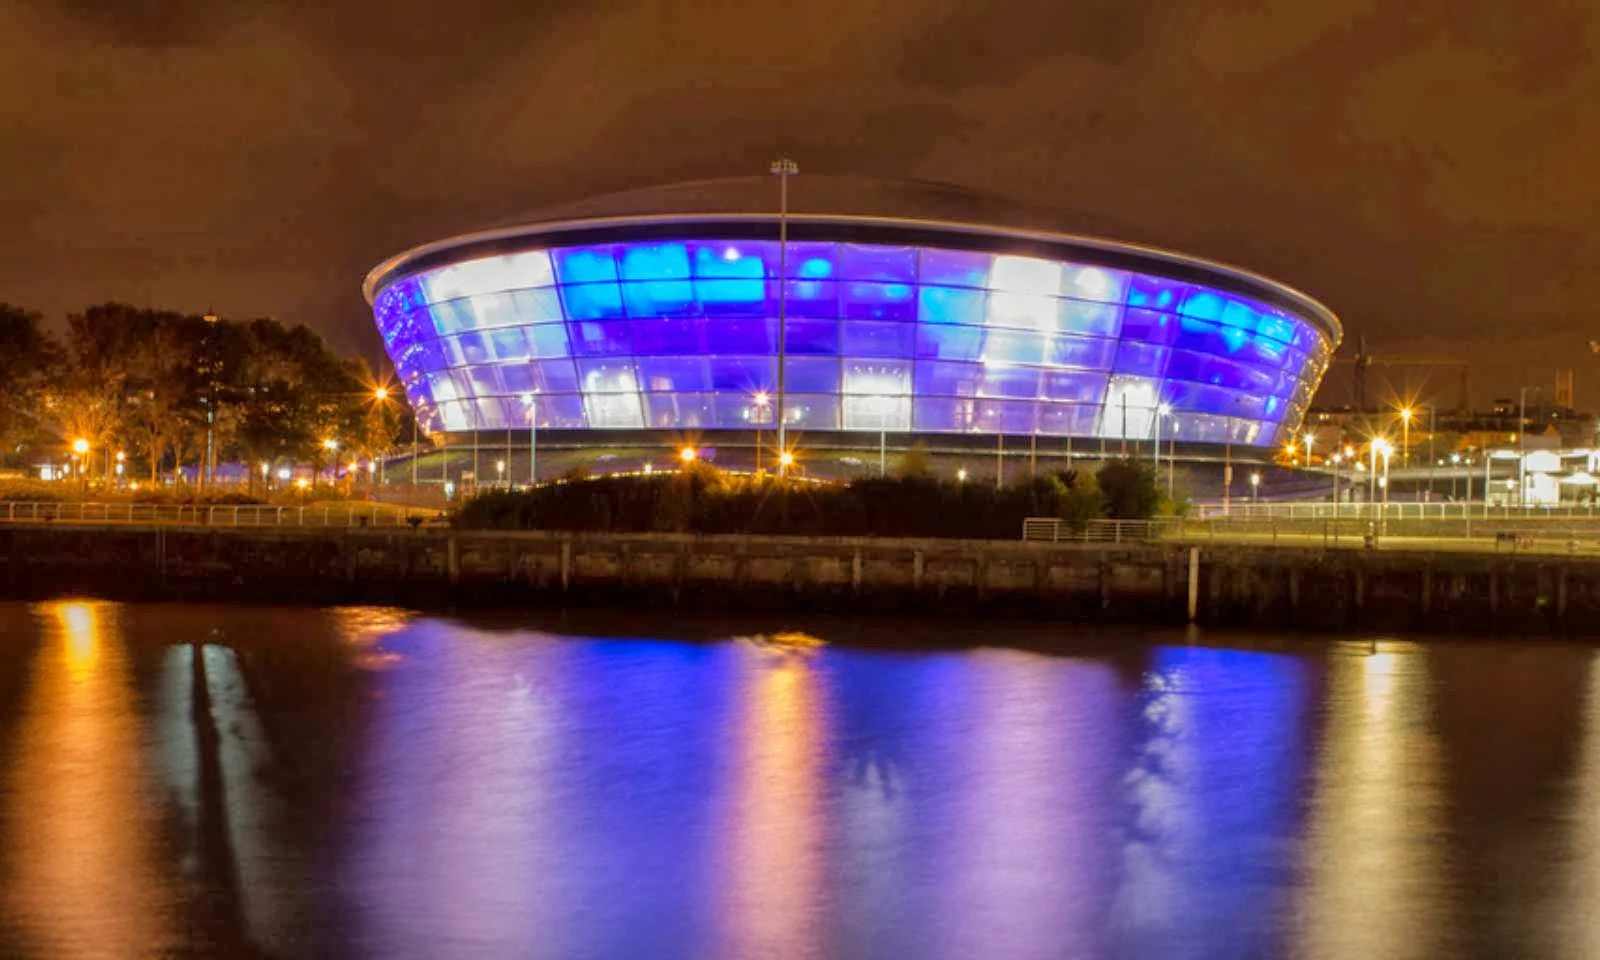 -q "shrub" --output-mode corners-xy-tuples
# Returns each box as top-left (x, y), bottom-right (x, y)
(1096, 458), (1162, 519)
